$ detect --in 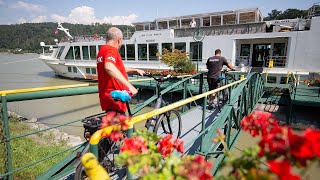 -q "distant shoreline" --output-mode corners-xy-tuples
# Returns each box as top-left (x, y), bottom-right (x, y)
(0, 52), (39, 55)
